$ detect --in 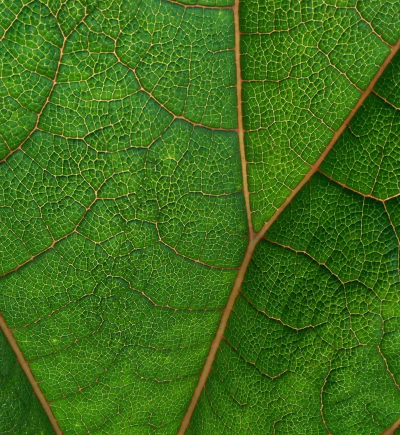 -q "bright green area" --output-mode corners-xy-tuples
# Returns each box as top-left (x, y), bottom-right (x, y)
(115, 0), (236, 129)
(191, 172), (400, 434)
(321, 50), (400, 199)
(190, 38), (400, 434)
(1, 0), (400, 433)
(0, 328), (54, 435)
(1, 243), (231, 434)
(0, 0), (62, 157)
(0, 0), (246, 433)
(241, 0), (400, 231)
